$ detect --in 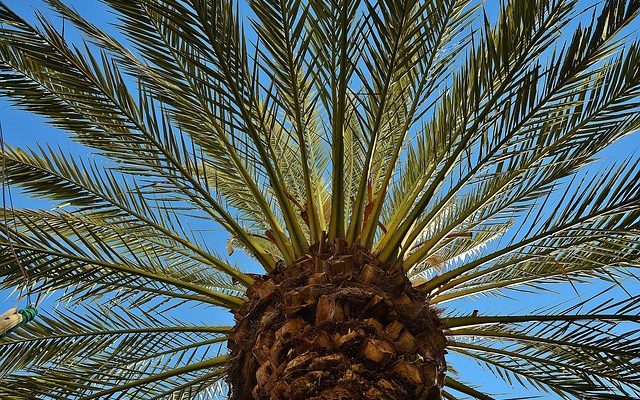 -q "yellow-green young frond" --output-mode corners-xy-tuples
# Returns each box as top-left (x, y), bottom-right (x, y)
(377, 0), (583, 261)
